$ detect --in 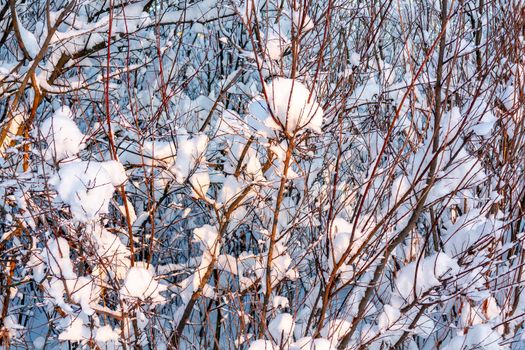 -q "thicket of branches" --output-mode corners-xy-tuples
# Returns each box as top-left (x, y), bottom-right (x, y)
(0, 0), (524, 349)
